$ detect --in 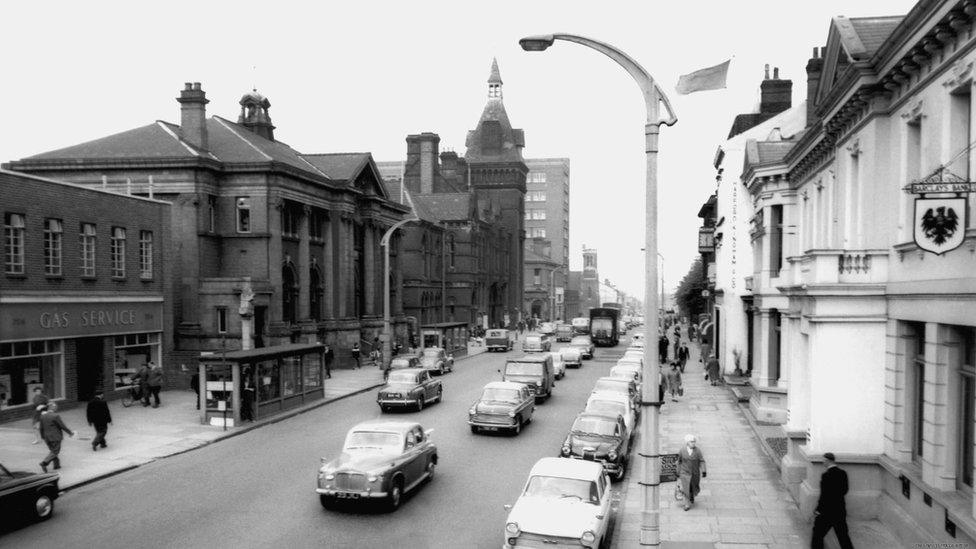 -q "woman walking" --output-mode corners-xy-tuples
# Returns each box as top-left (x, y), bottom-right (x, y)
(677, 434), (707, 511)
